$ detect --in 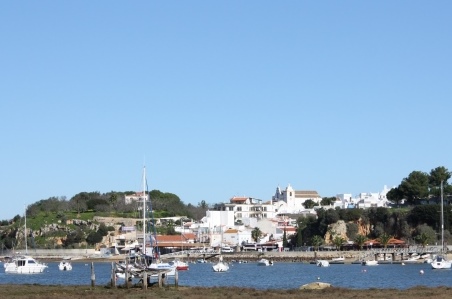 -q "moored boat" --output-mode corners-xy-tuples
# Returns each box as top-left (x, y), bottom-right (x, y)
(316, 260), (330, 267)
(212, 255), (229, 272)
(363, 260), (378, 266)
(58, 259), (73, 271)
(257, 258), (273, 266)
(170, 259), (189, 271)
(4, 255), (48, 274)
